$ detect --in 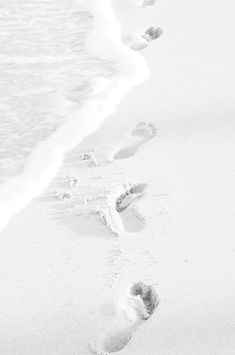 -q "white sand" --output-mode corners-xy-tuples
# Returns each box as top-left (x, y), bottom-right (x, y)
(1, 119), (234, 354)
(0, 0), (234, 354)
